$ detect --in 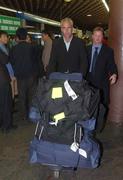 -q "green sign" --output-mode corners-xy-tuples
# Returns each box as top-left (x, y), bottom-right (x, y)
(0, 15), (21, 35)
